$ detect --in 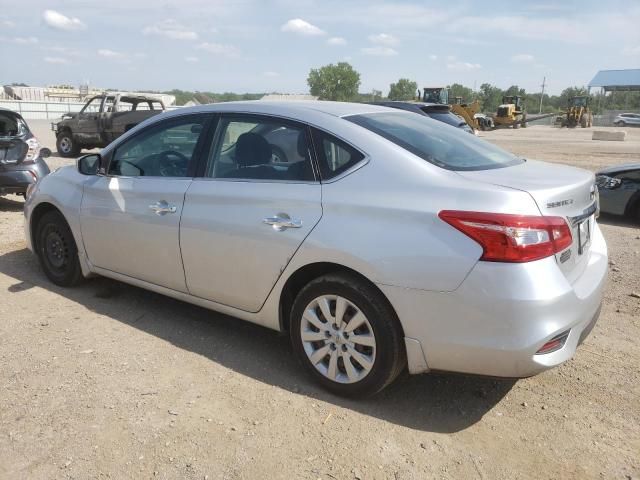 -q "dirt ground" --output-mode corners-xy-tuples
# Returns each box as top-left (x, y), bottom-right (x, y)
(1, 125), (639, 479)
